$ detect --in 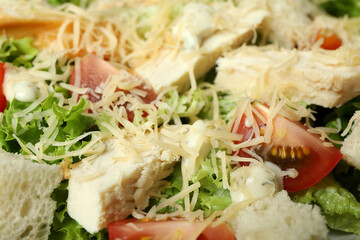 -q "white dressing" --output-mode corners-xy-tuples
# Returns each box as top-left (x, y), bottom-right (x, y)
(230, 164), (282, 203)
(3, 69), (40, 103)
(11, 81), (39, 102)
